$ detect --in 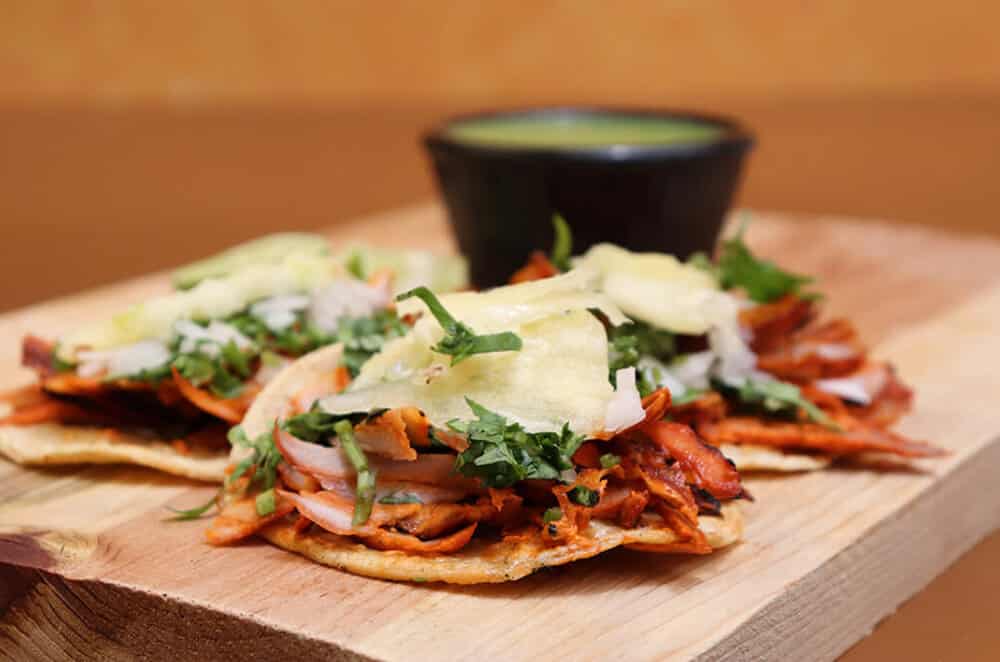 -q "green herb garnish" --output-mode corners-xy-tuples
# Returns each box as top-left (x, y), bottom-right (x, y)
(671, 389), (708, 406)
(344, 249), (367, 280)
(335, 311), (408, 377)
(715, 217), (815, 303)
(333, 420), (376, 525)
(397, 287), (522, 365)
(599, 453), (621, 469)
(450, 398), (584, 488)
(378, 492), (423, 505)
(607, 320), (676, 393)
(543, 507), (563, 523)
(724, 378), (839, 429)
(550, 214), (573, 272)
(255, 488), (277, 517)
(165, 489), (222, 521)
(568, 486), (599, 507)
(227, 425), (284, 515)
